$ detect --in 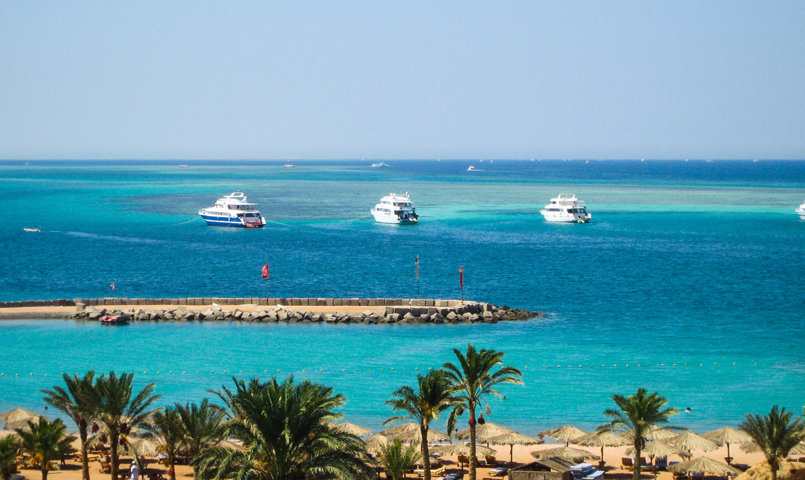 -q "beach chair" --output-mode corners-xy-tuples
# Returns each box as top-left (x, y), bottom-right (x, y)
(99, 460), (111, 474)
(485, 455), (501, 466)
(621, 457), (634, 471)
(457, 455), (469, 469)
